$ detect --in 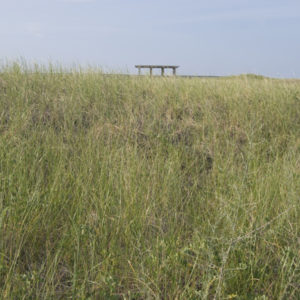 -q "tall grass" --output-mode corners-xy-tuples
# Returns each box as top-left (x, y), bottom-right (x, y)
(0, 64), (299, 299)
